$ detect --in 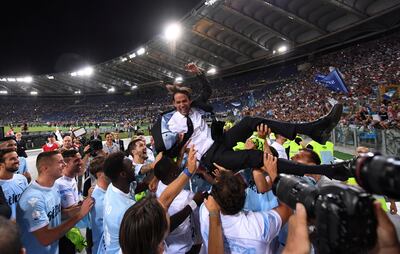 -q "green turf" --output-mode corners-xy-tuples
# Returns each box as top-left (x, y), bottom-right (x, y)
(334, 150), (354, 160)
